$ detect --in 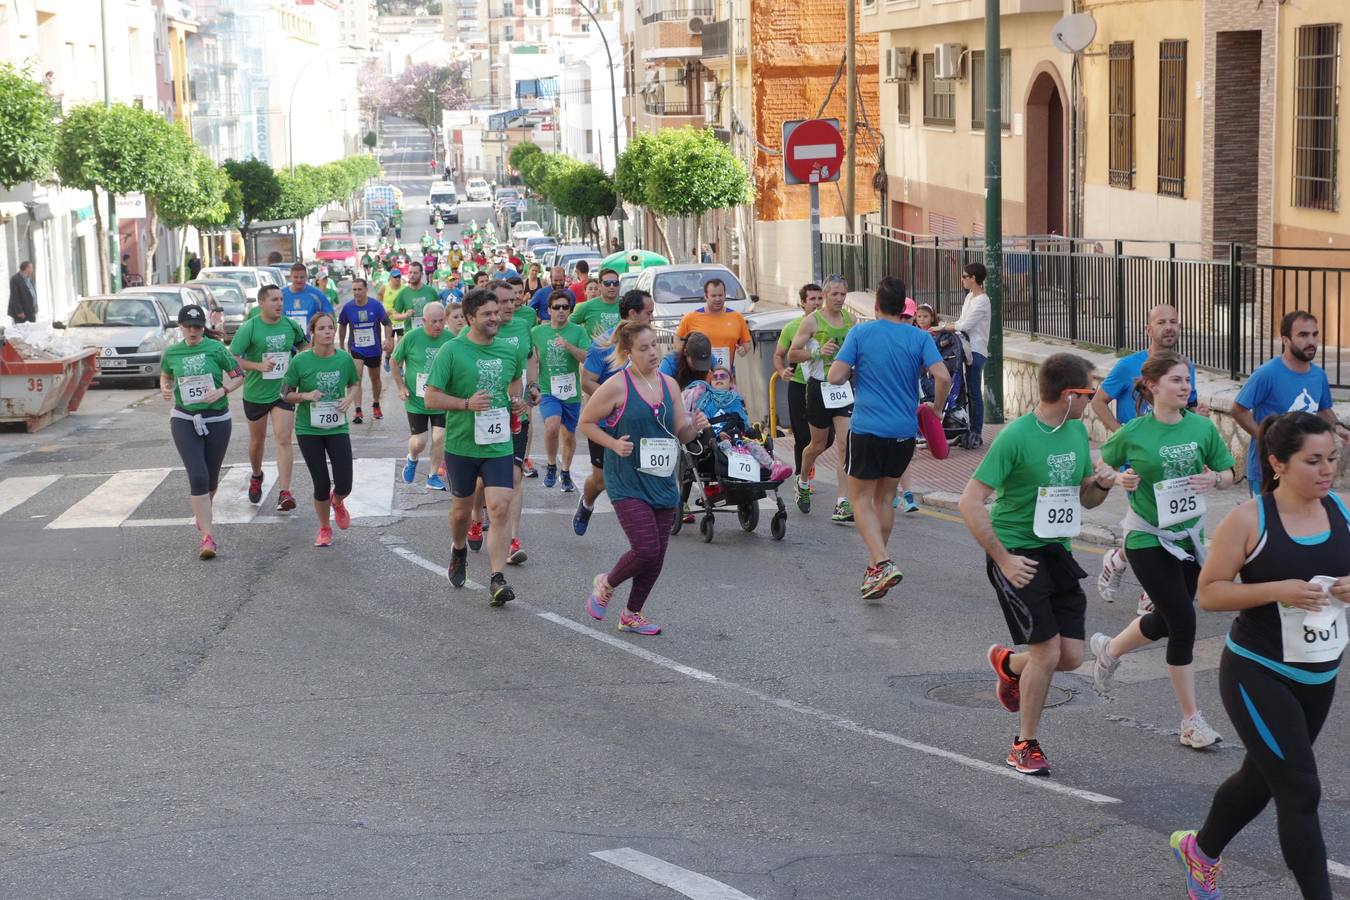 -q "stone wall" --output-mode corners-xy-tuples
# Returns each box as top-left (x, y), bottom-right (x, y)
(1001, 335), (1350, 485)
